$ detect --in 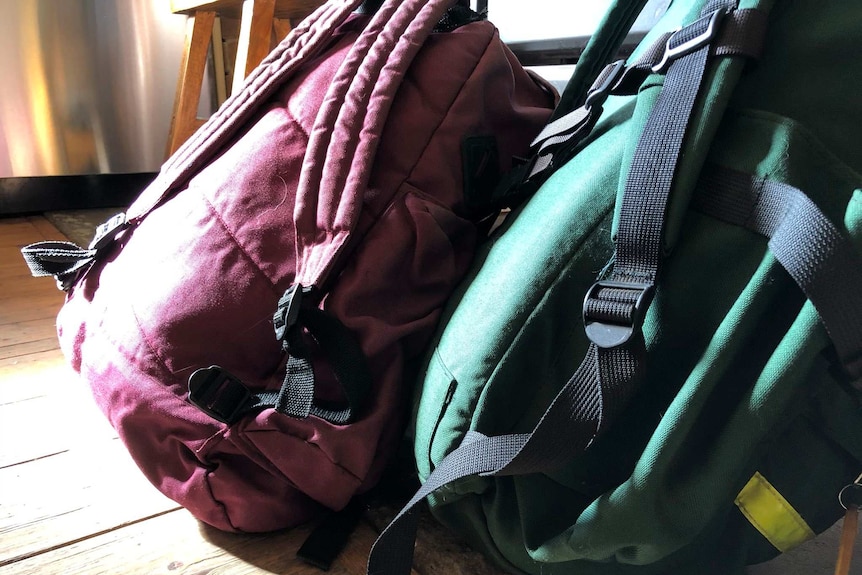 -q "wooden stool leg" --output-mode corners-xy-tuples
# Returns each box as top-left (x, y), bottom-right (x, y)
(273, 18), (293, 46)
(166, 10), (216, 157)
(231, 0), (277, 95)
(212, 17), (228, 107)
